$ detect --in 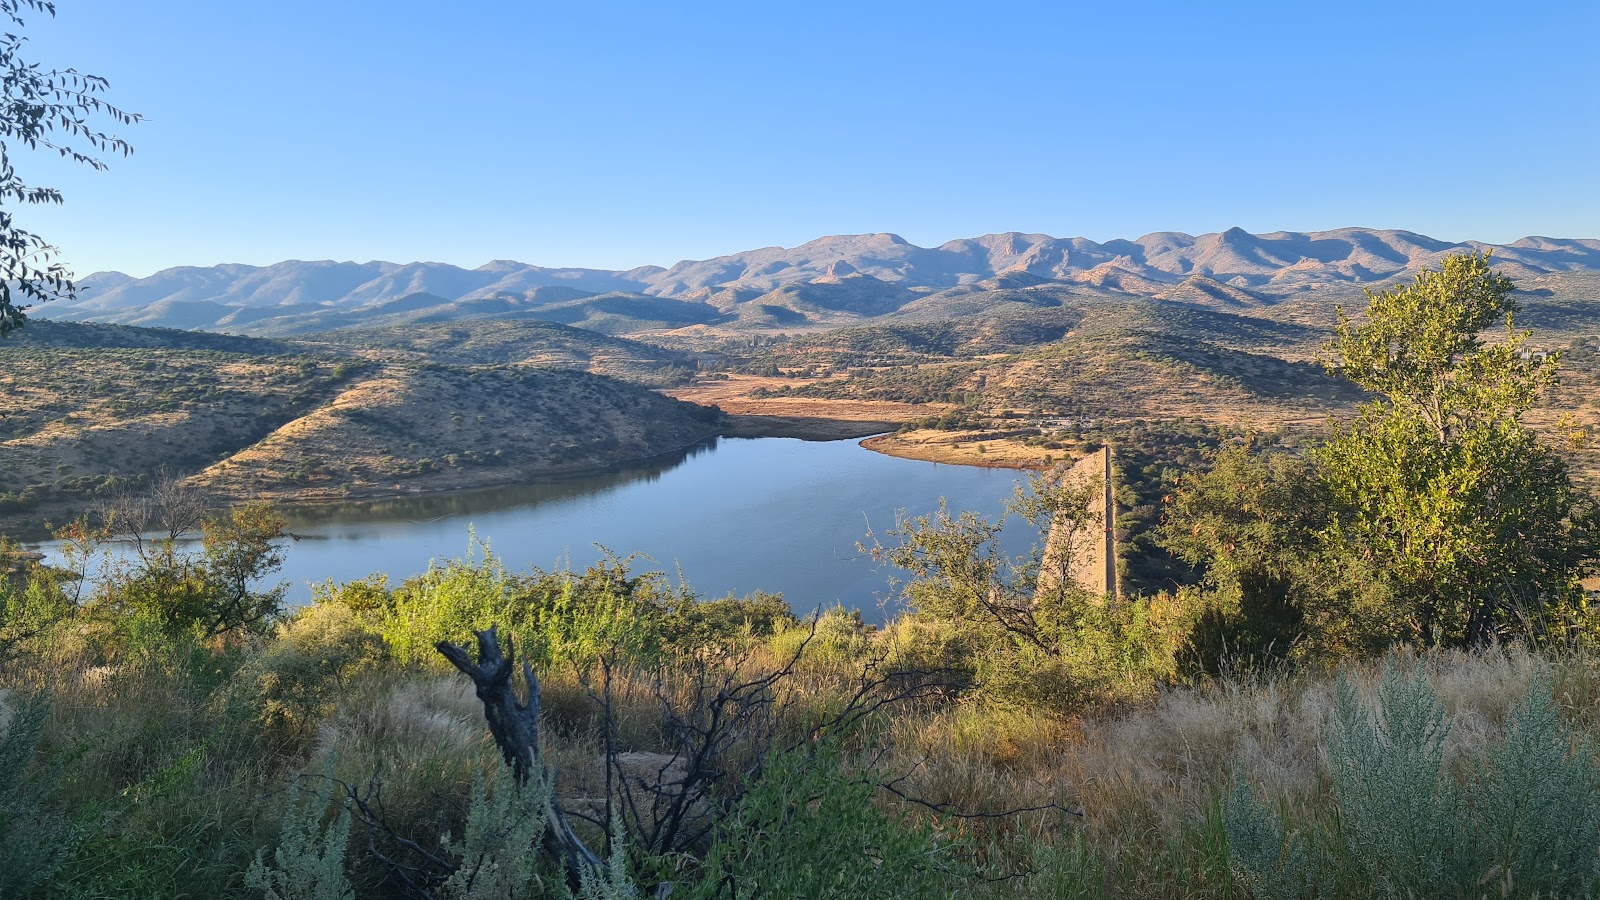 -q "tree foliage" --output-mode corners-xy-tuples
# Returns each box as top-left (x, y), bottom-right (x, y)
(0, 0), (138, 334)
(1319, 252), (1600, 646)
(878, 471), (1187, 709)
(76, 481), (290, 640)
(1160, 446), (1325, 665)
(1164, 253), (1600, 655)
